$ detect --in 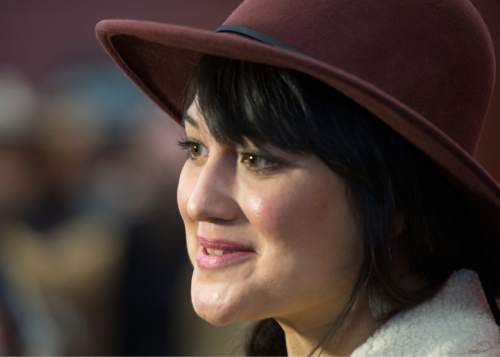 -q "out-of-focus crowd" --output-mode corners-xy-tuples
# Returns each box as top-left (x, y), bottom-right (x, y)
(0, 64), (246, 355)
